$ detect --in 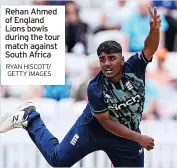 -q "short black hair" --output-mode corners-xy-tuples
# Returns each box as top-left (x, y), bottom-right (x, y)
(97, 40), (122, 56)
